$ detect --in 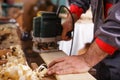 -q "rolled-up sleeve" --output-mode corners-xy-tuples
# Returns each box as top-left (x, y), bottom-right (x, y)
(70, 4), (84, 18)
(70, 0), (90, 18)
(95, 2), (120, 55)
(70, 0), (90, 13)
